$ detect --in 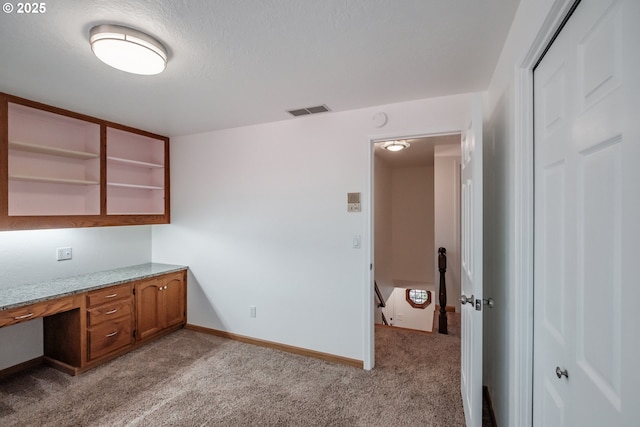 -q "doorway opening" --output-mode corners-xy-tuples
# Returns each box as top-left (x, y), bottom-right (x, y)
(372, 133), (461, 334)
